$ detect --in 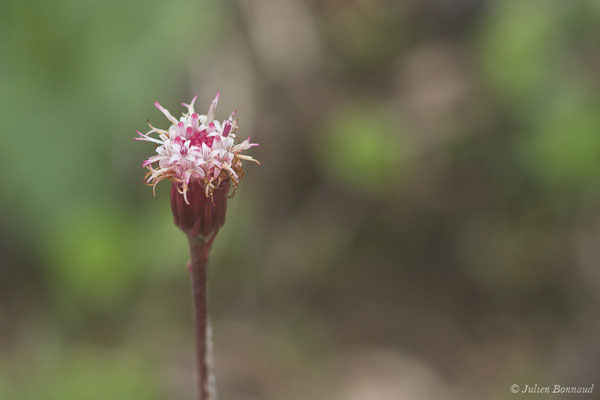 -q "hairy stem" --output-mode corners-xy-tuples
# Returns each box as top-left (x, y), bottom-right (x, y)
(187, 234), (215, 400)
